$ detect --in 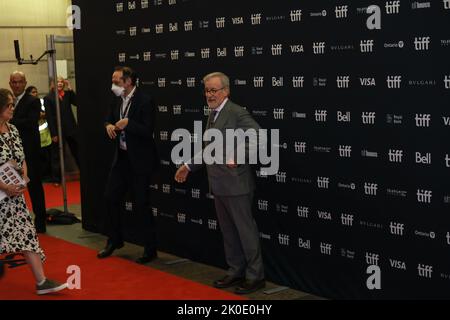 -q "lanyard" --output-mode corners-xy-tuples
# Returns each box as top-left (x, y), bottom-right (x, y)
(120, 98), (132, 120)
